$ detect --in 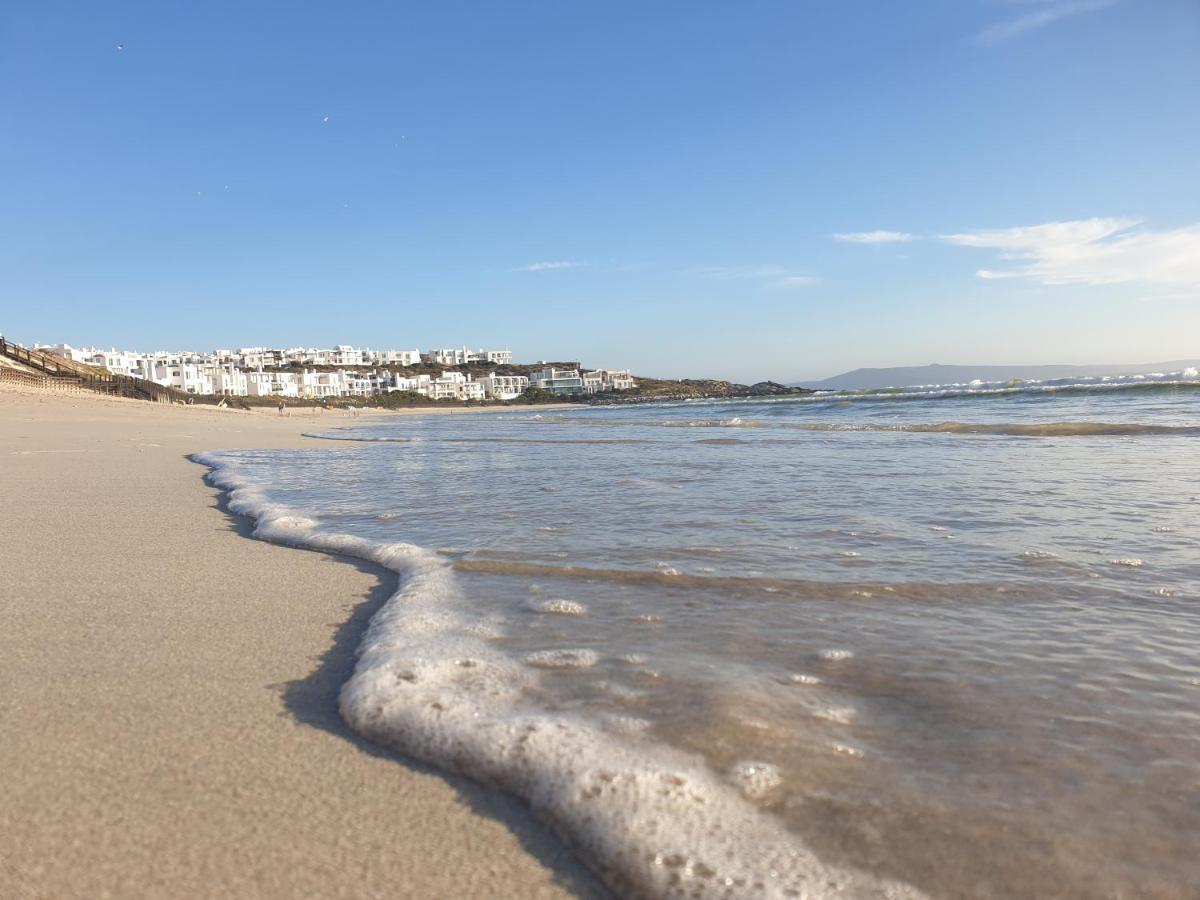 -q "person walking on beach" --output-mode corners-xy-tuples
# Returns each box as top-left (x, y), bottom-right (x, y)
(277, 401), (285, 416)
